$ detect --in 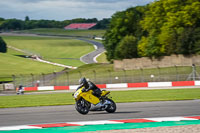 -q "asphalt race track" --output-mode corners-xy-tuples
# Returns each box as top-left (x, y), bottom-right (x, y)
(0, 100), (200, 127)
(78, 38), (105, 64)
